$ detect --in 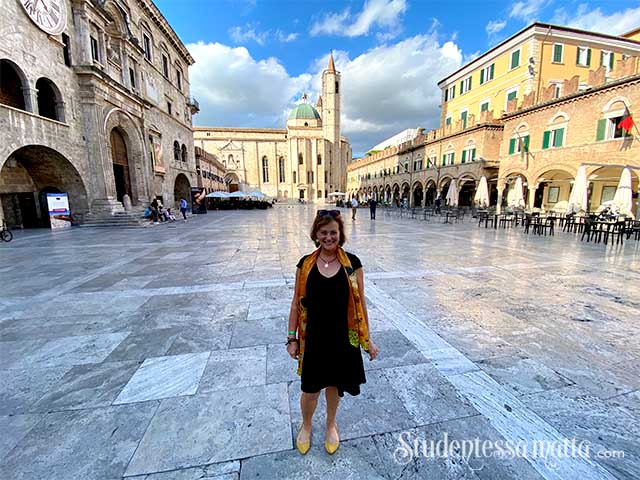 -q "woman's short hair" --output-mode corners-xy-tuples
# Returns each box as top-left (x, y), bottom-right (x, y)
(310, 213), (347, 246)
